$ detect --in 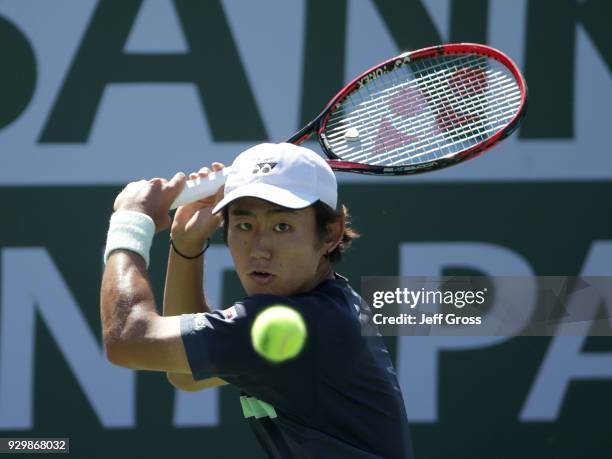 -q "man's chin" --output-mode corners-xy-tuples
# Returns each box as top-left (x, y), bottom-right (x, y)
(243, 280), (291, 297)
(241, 273), (278, 295)
(246, 285), (282, 296)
